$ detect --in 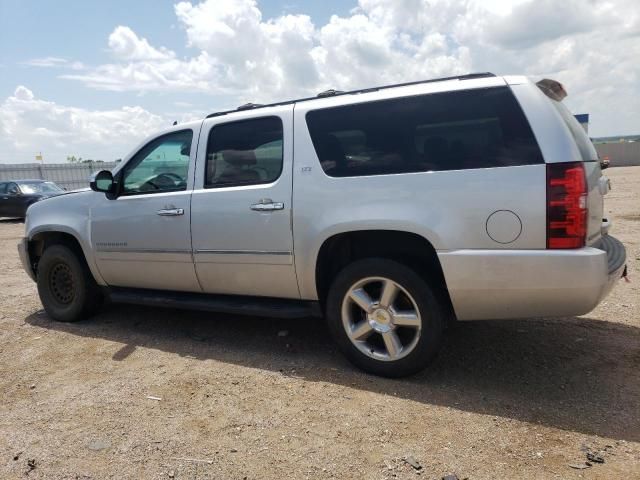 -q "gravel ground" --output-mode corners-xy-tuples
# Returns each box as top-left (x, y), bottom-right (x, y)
(0, 166), (638, 480)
